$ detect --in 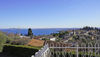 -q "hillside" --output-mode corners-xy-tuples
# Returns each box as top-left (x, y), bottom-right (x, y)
(51, 27), (100, 46)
